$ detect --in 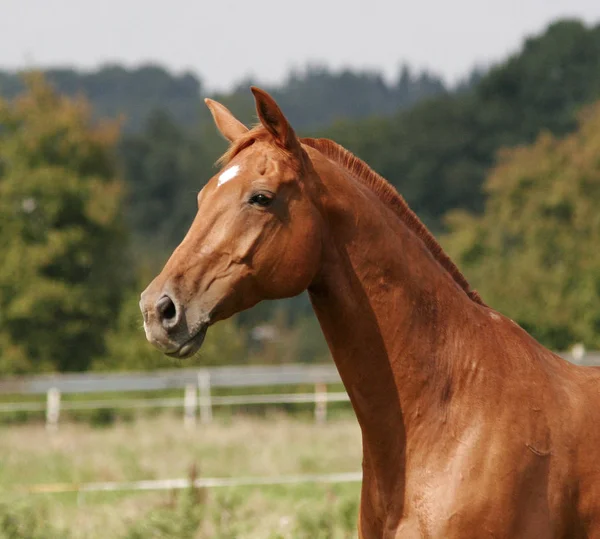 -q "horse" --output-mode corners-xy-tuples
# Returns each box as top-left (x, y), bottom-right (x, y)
(140, 87), (600, 538)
